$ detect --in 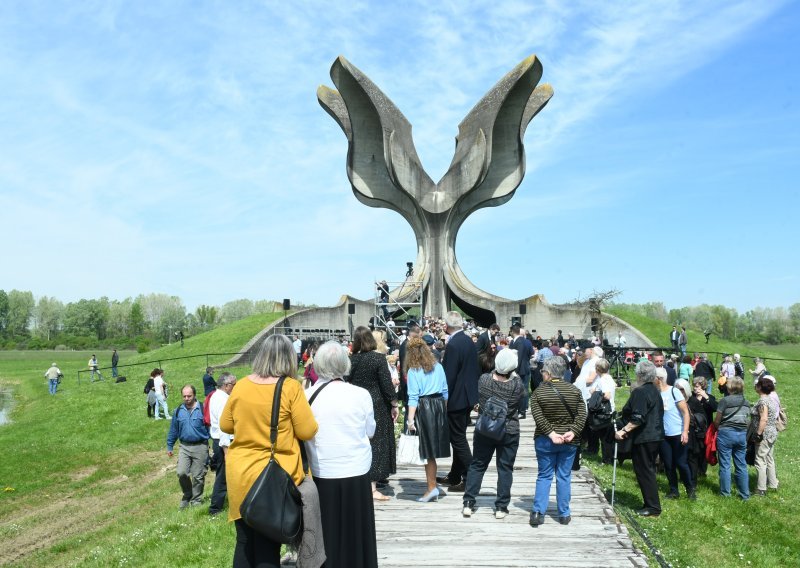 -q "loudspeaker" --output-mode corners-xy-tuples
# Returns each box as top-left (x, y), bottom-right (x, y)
(348, 303), (356, 315)
(283, 299), (291, 311)
(511, 316), (521, 326)
(591, 317), (599, 331)
(519, 304), (527, 315)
